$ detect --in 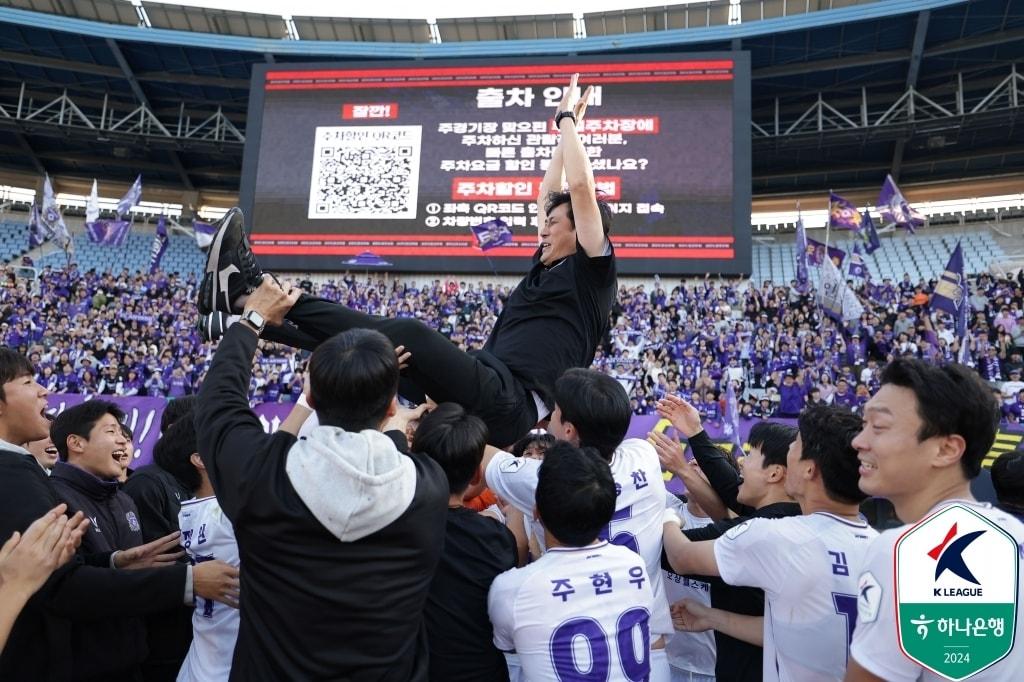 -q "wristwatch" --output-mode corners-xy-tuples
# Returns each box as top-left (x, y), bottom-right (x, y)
(554, 110), (577, 128)
(241, 309), (266, 336)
